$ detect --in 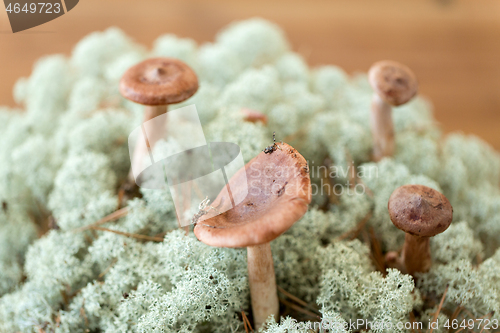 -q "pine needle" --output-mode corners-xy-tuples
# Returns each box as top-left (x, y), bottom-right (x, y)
(462, 307), (475, 321)
(428, 285), (448, 333)
(74, 207), (129, 233)
(454, 310), (493, 333)
(153, 231), (168, 239)
(336, 211), (372, 241)
(279, 297), (320, 320)
(320, 159), (340, 205)
(241, 310), (253, 332)
(98, 258), (117, 279)
(356, 178), (374, 198)
(478, 312), (493, 333)
(241, 311), (249, 333)
(368, 227), (386, 275)
(80, 304), (89, 327)
(449, 305), (463, 322)
(277, 285), (320, 314)
(89, 226), (164, 242)
(477, 311), (493, 320)
(344, 150), (356, 189)
(117, 187), (125, 209)
(60, 288), (69, 306)
(409, 311), (417, 333)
